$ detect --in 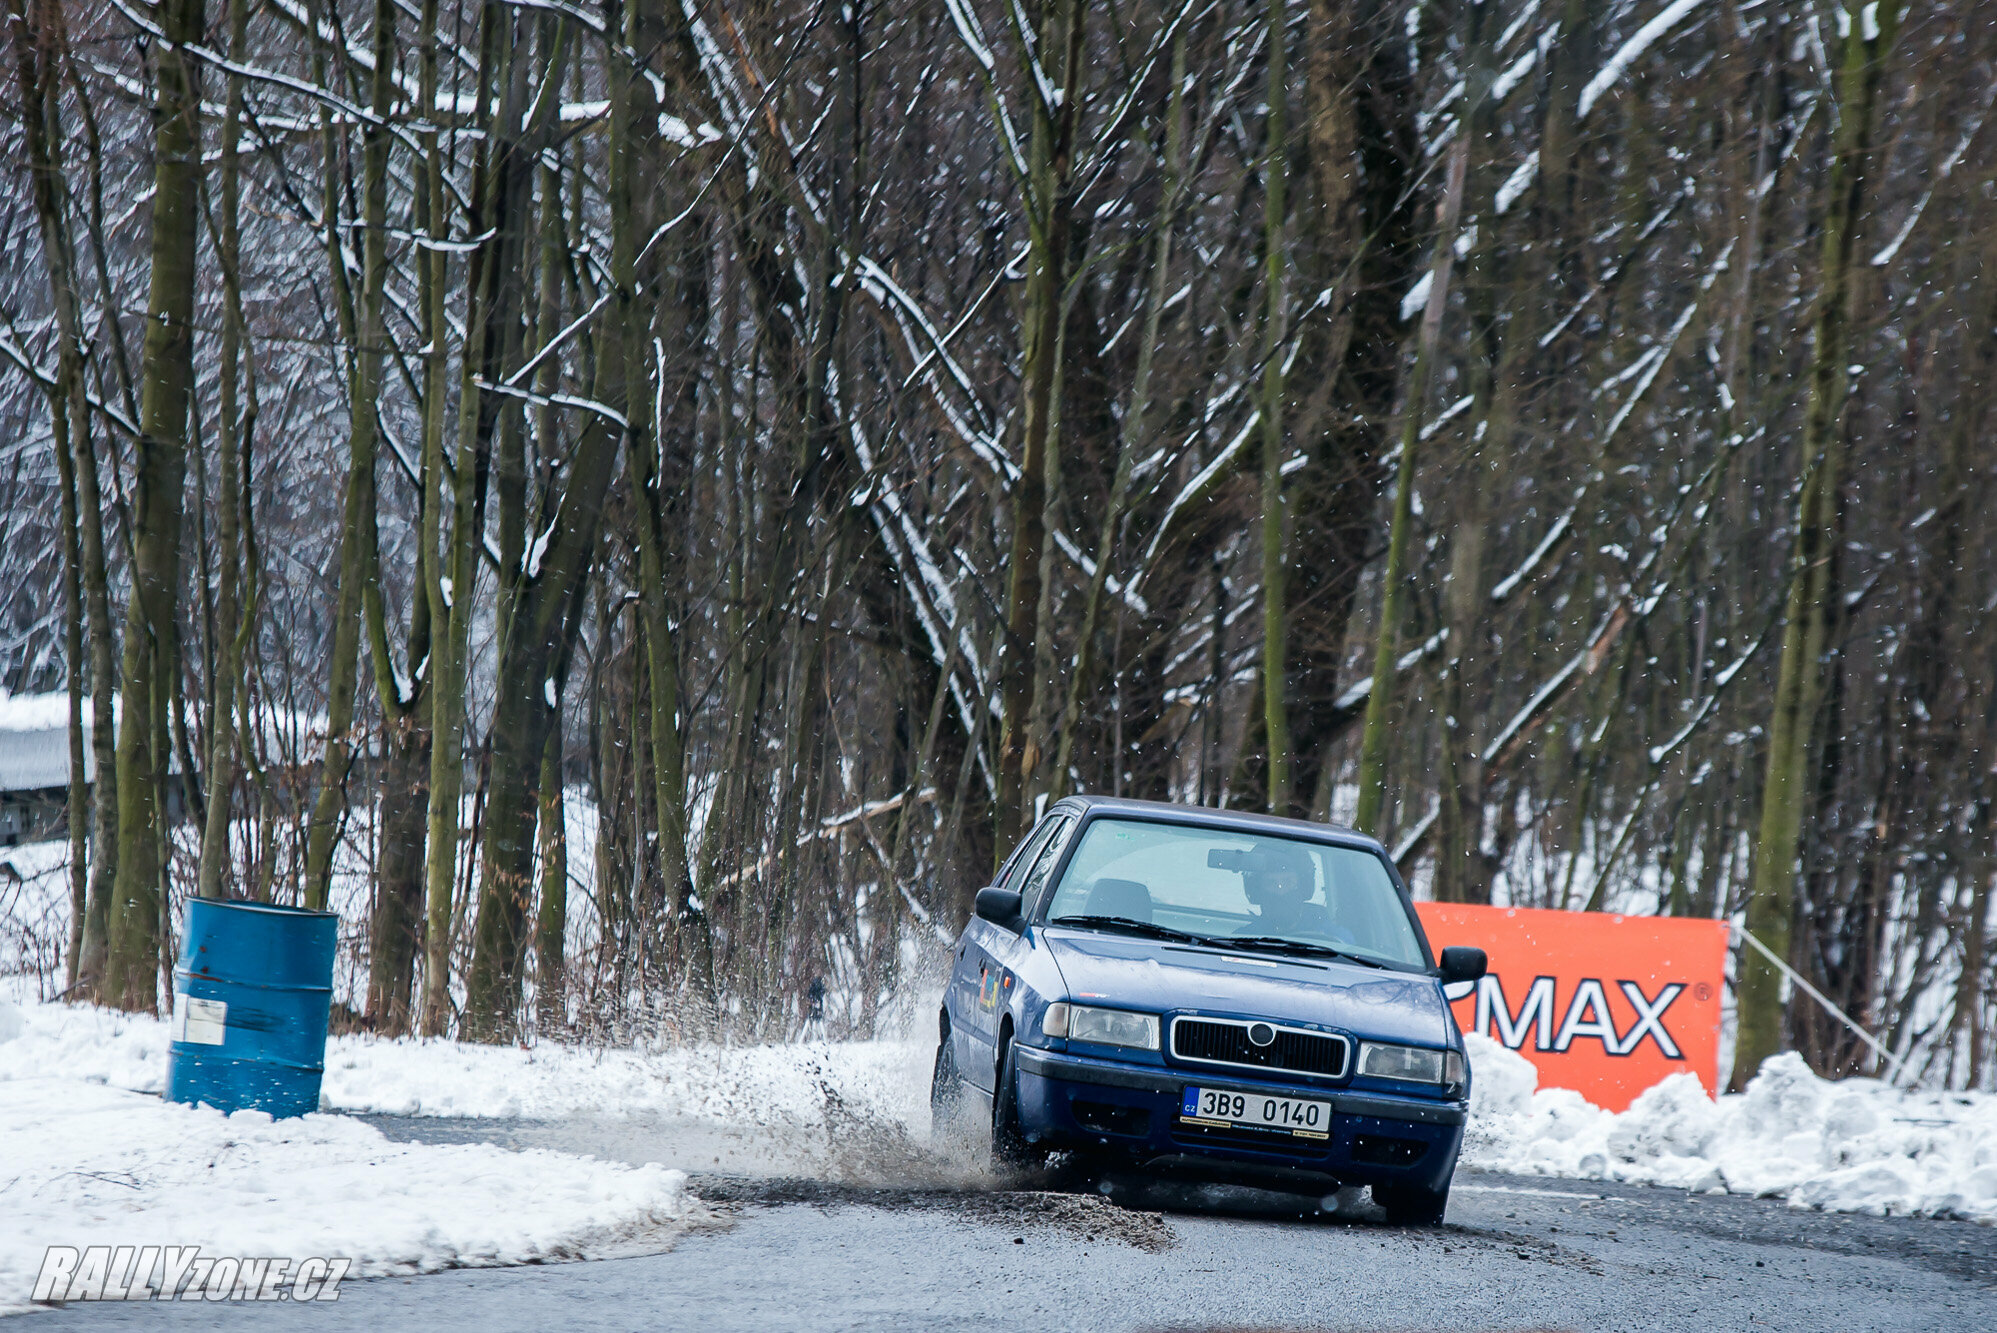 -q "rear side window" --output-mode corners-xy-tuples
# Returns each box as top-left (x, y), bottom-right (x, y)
(1015, 814), (1074, 911)
(1000, 814), (1066, 893)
